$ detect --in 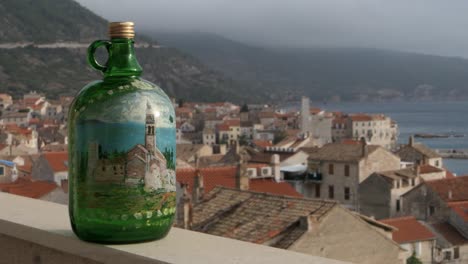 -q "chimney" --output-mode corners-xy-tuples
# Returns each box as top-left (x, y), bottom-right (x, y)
(237, 148), (250, 191)
(192, 169), (204, 204)
(299, 215), (319, 231)
(360, 137), (368, 157)
(415, 164), (421, 177)
(182, 184), (193, 230)
(448, 190), (453, 200)
(409, 135), (414, 147)
(271, 154), (281, 182)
